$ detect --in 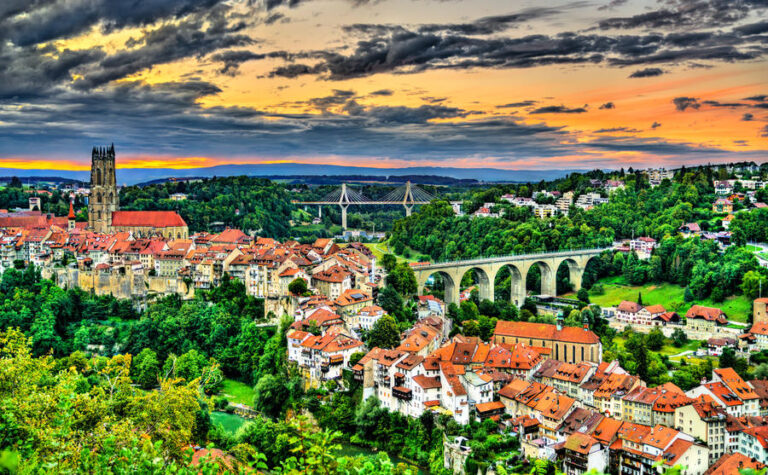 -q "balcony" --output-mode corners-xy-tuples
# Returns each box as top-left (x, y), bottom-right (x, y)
(393, 386), (412, 401)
